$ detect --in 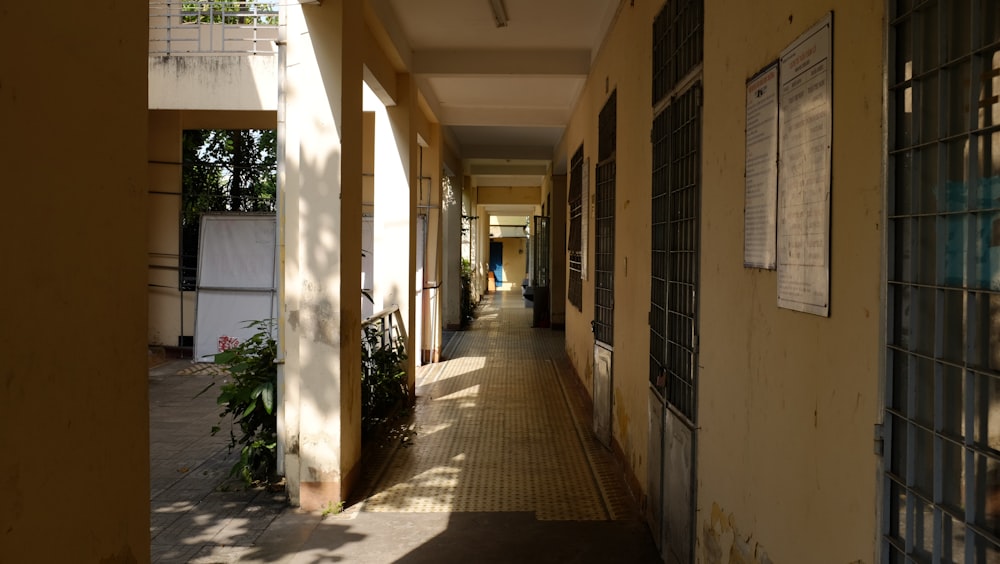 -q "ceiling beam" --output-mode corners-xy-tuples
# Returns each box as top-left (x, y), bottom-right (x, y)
(364, 0), (412, 70)
(413, 49), (590, 76)
(470, 164), (549, 176)
(439, 106), (568, 127)
(462, 144), (554, 160)
(477, 186), (542, 205)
